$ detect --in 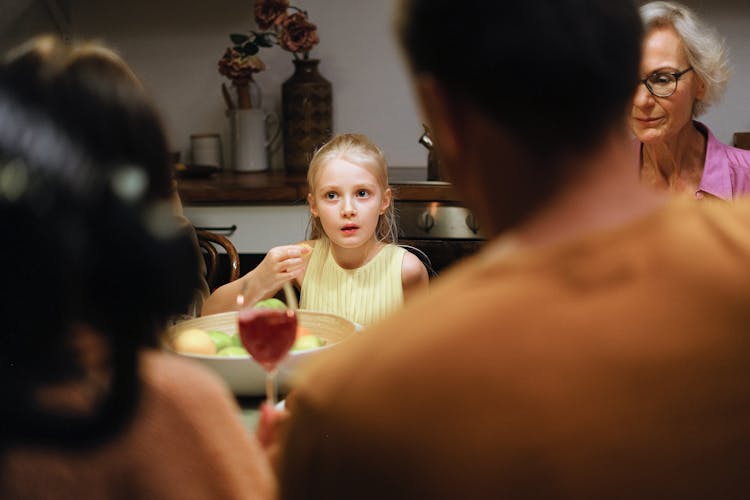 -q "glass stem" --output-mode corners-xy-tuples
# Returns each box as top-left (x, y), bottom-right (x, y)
(265, 368), (278, 406)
